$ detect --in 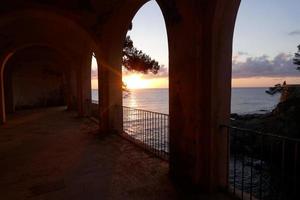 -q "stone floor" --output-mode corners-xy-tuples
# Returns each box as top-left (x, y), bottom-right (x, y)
(0, 107), (233, 200)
